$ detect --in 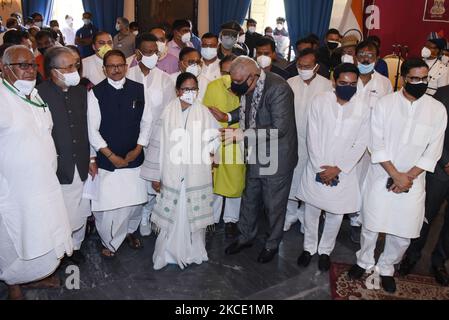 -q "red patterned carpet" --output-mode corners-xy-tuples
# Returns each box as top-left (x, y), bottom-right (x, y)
(329, 262), (449, 300)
